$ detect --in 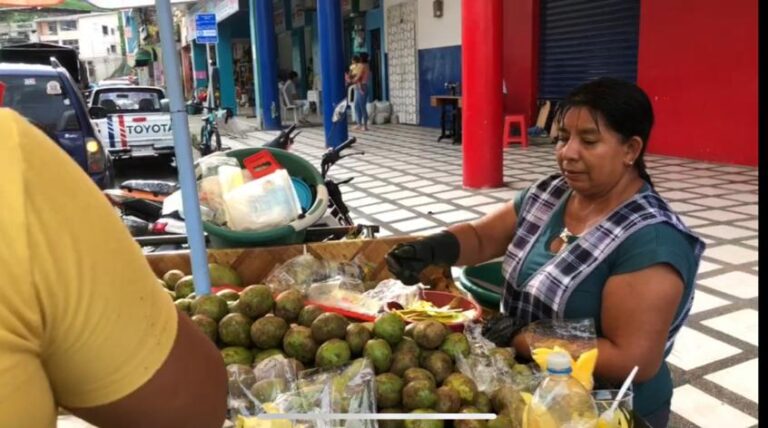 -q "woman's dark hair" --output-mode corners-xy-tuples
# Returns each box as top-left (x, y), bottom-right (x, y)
(359, 52), (369, 63)
(351, 55), (361, 63)
(556, 77), (655, 187)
